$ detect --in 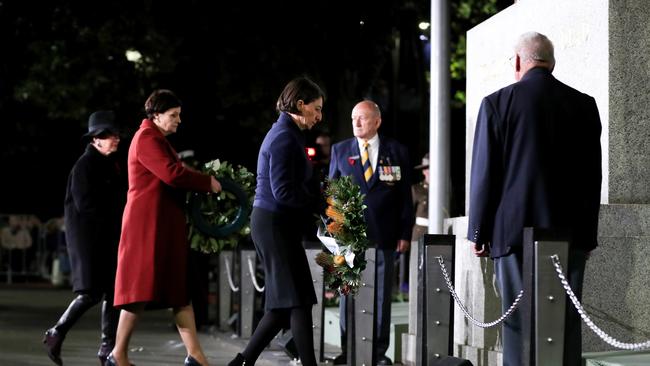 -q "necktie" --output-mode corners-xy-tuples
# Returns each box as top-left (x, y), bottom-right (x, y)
(361, 141), (373, 182)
